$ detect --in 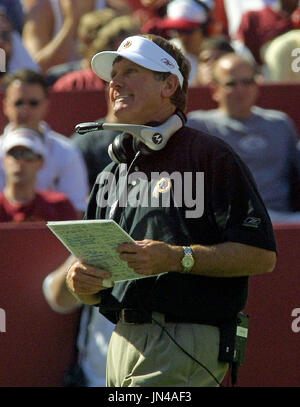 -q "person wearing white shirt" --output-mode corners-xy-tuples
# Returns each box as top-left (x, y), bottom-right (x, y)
(0, 10), (39, 77)
(0, 69), (89, 214)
